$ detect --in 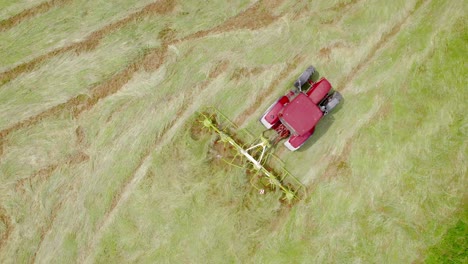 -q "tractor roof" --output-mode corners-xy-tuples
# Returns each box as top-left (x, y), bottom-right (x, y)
(280, 93), (323, 136)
